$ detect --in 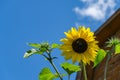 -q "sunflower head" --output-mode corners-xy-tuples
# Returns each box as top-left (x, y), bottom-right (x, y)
(60, 26), (99, 64)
